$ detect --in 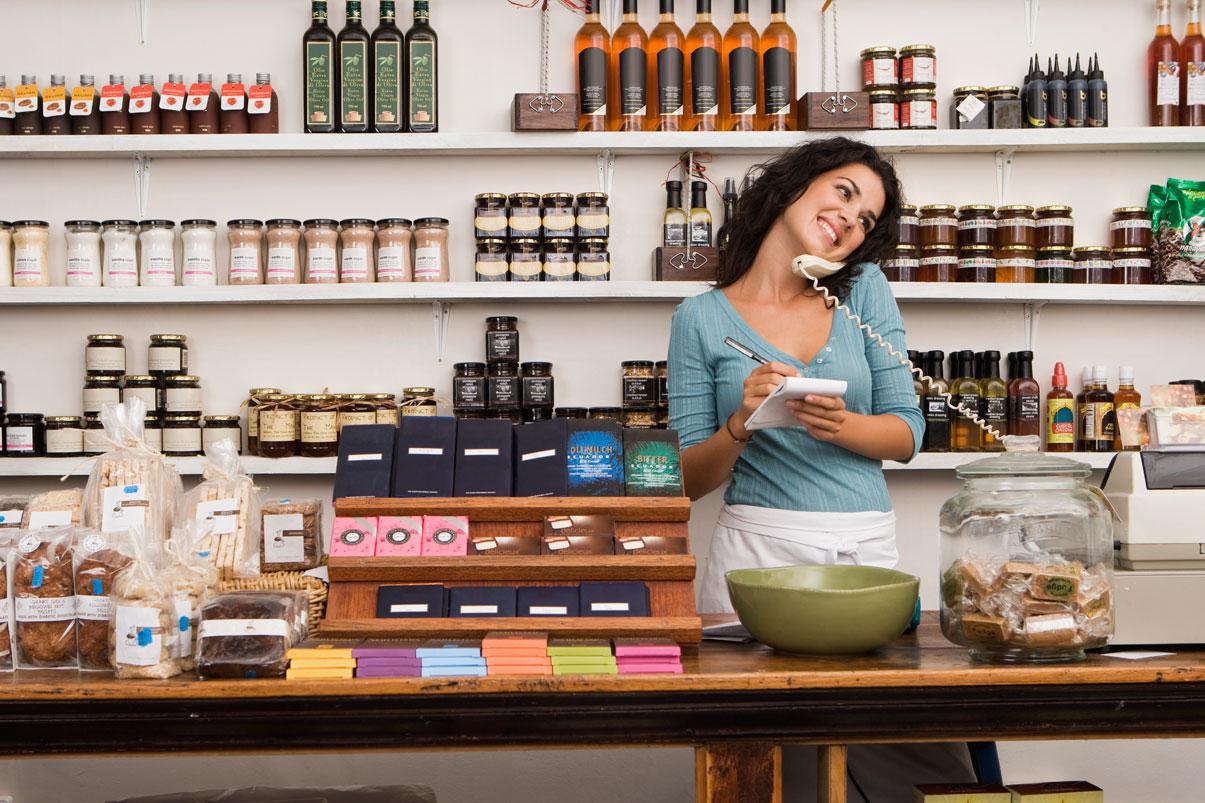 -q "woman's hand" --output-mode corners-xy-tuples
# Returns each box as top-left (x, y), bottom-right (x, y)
(730, 361), (799, 440)
(788, 394), (850, 442)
